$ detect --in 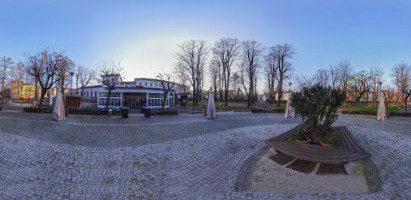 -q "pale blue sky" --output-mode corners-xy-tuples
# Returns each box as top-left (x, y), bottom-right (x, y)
(0, 0), (410, 88)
